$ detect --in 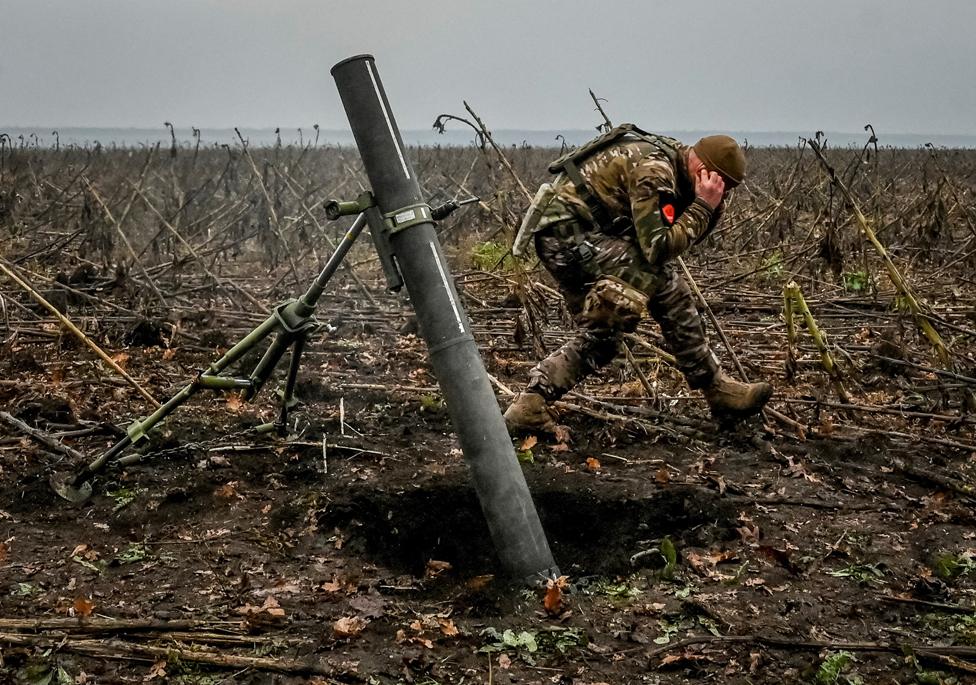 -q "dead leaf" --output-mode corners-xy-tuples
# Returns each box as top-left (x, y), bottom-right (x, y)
(396, 618), (437, 649)
(685, 551), (709, 575)
(226, 393), (244, 413)
(144, 659), (167, 681)
(0, 542), (7, 563)
(708, 473), (727, 495)
(736, 515), (761, 545)
(110, 352), (129, 369)
(320, 581), (343, 593)
(333, 616), (368, 638)
(425, 559), (452, 578)
(784, 456), (822, 484)
(659, 650), (710, 668)
(585, 457), (601, 473)
(553, 425), (572, 444)
(686, 549), (738, 580)
(758, 545), (801, 575)
(73, 597), (95, 617)
(348, 594), (386, 619)
(519, 435), (538, 451)
(465, 574), (494, 590)
(213, 481), (241, 501)
(437, 618), (459, 637)
(235, 595), (285, 625)
(260, 595), (285, 617)
(161, 348), (176, 361)
(543, 575), (568, 616)
(253, 580), (301, 597)
(655, 466), (670, 484)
